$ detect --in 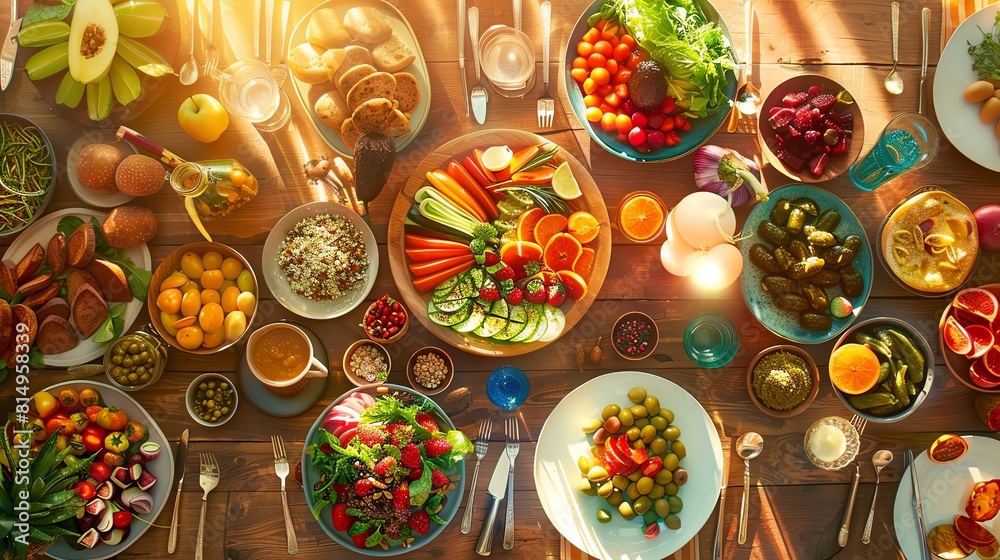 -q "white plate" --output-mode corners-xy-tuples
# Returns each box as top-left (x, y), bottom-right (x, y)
(287, 0), (431, 157)
(534, 371), (722, 560)
(894, 435), (1000, 558)
(66, 136), (137, 208)
(2, 208), (151, 367)
(934, 3), (1000, 172)
(43, 381), (174, 560)
(263, 201), (378, 319)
